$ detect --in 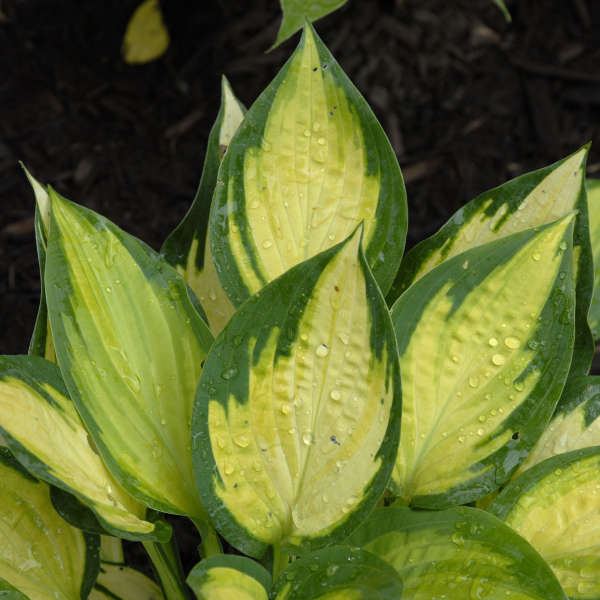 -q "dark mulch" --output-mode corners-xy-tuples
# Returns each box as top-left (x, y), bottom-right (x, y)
(1, 0), (599, 577)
